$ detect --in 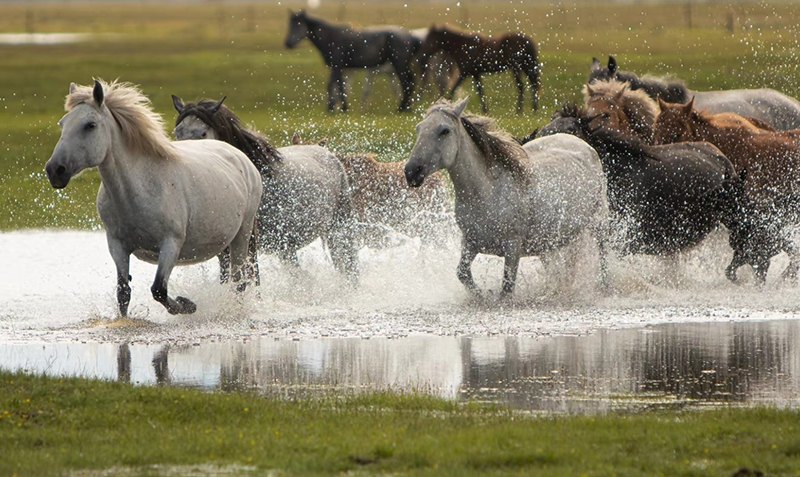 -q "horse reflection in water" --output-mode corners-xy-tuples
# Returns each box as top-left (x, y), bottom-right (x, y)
(405, 98), (608, 296)
(172, 96), (359, 282)
(45, 80), (262, 316)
